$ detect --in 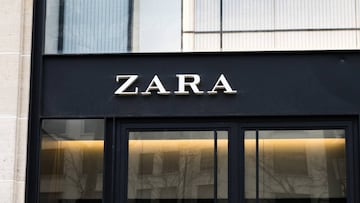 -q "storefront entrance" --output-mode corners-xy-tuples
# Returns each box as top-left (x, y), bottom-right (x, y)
(37, 118), (354, 203)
